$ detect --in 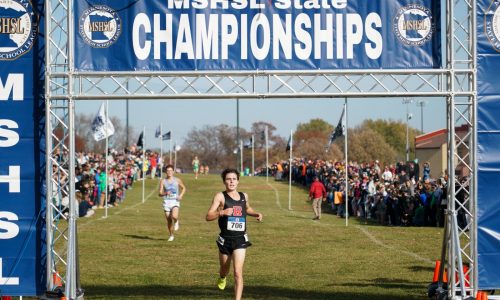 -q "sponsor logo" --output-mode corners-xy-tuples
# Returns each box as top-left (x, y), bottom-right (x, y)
(393, 4), (434, 46)
(485, 0), (500, 51)
(79, 5), (121, 48)
(0, 0), (38, 60)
